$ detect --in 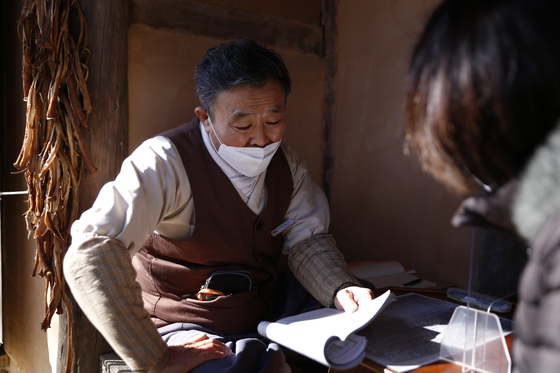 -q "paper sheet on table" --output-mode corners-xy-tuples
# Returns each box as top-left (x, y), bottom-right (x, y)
(357, 293), (514, 372)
